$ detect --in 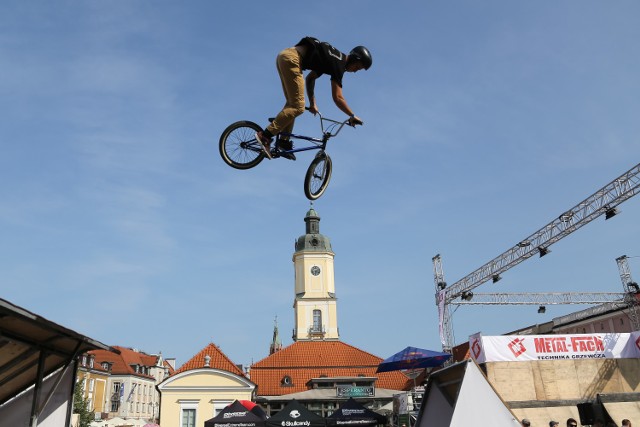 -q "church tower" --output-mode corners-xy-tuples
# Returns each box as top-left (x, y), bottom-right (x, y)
(269, 316), (282, 355)
(292, 206), (339, 341)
